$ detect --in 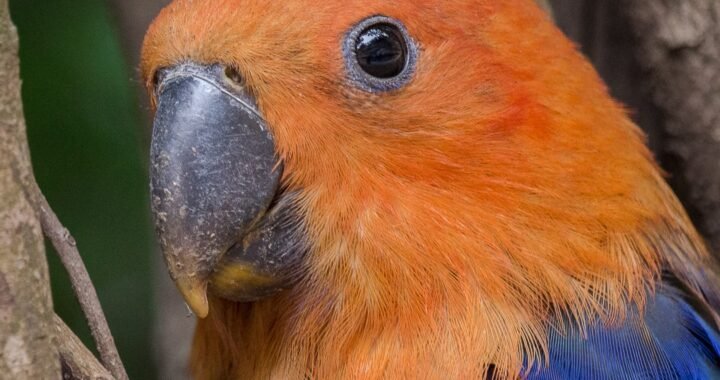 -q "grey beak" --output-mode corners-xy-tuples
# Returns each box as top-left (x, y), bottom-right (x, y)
(150, 63), (281, 316)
